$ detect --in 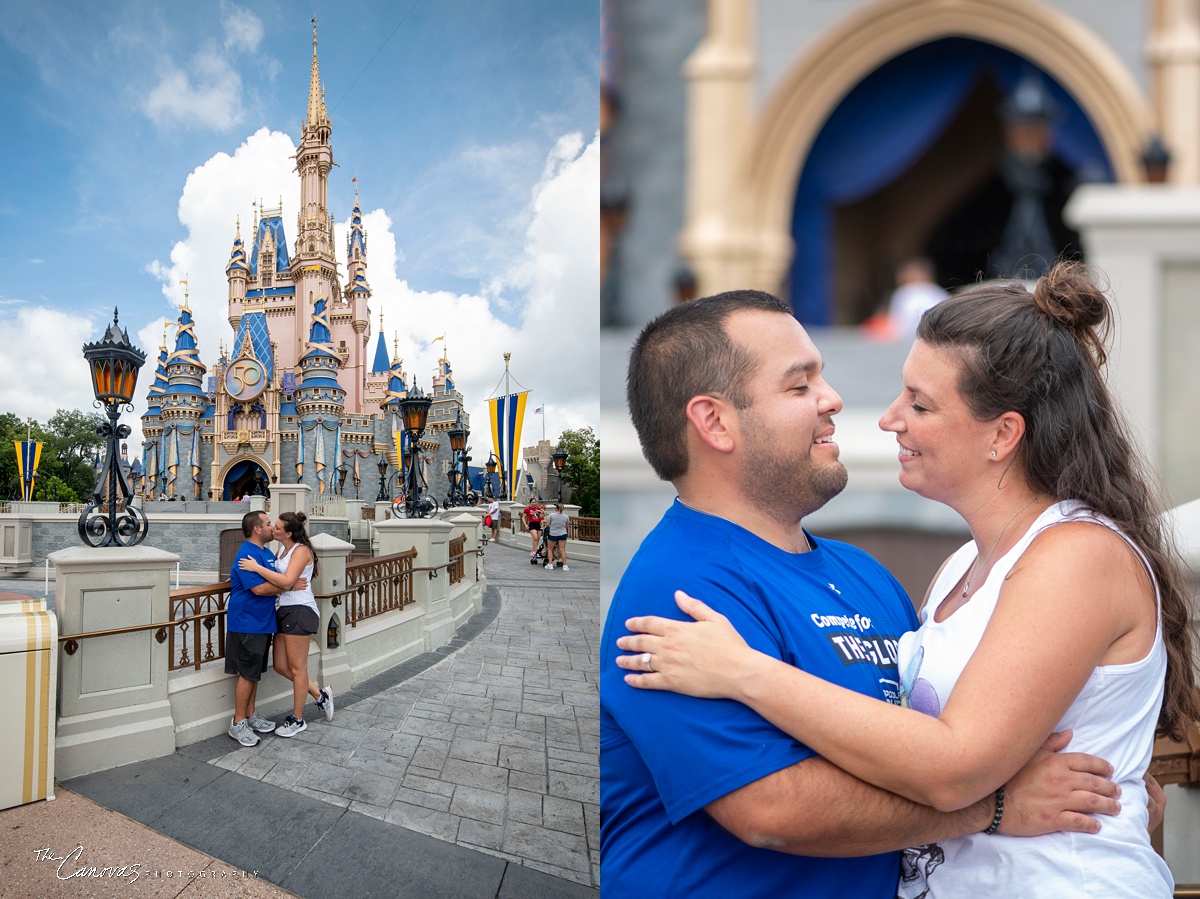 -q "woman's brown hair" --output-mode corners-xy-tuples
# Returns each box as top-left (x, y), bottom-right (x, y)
(918, 260), (1198, 739)
(279, 511), (319, 579)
